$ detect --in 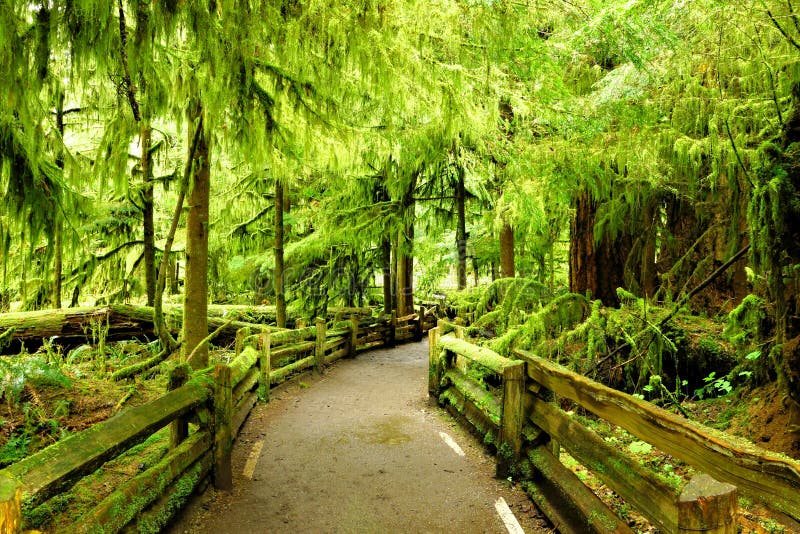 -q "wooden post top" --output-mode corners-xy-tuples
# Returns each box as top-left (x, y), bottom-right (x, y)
(678, 473), (737, 534)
